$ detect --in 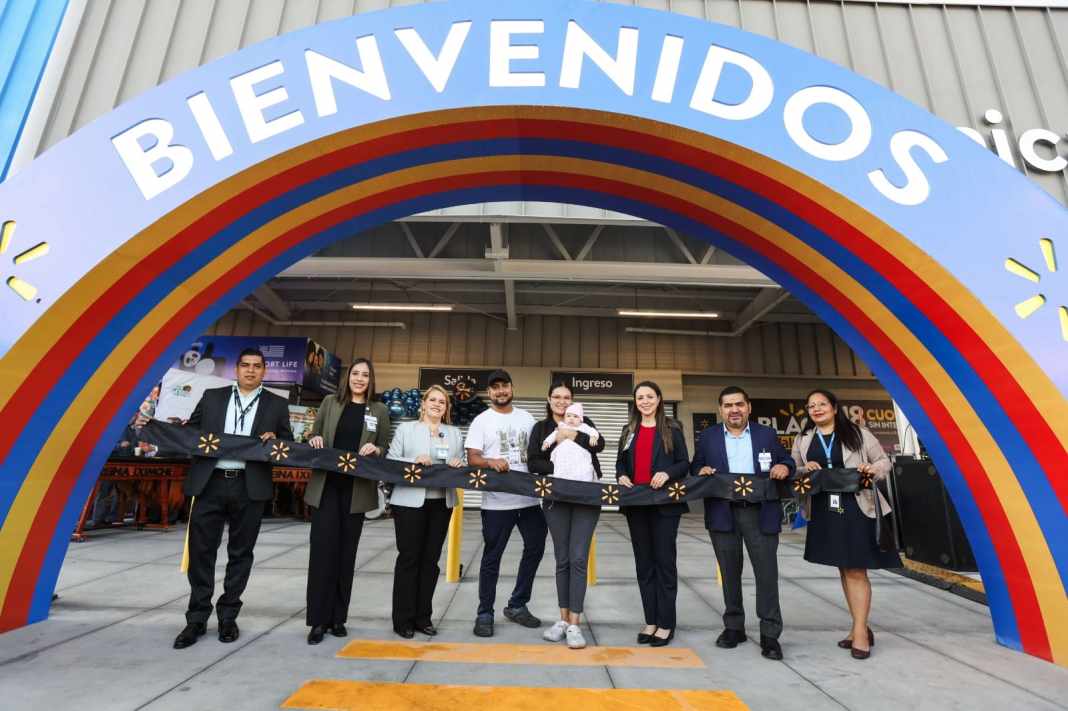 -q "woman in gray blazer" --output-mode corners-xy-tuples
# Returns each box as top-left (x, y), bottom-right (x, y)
(386, 384), (464, 638)
(304, 358), (391, 645)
